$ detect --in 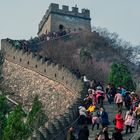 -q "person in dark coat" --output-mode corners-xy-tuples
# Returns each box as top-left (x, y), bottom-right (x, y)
(103, 127), (110, 140)
(78, 124), (89, 140)
(96, 126), (110, 140)
(66, 127), (76, 140)
(124, 92), (132, 110)
(112, 128), (123, 140)
(100, 107), (109, 128)
(106, 84), (115, 104)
